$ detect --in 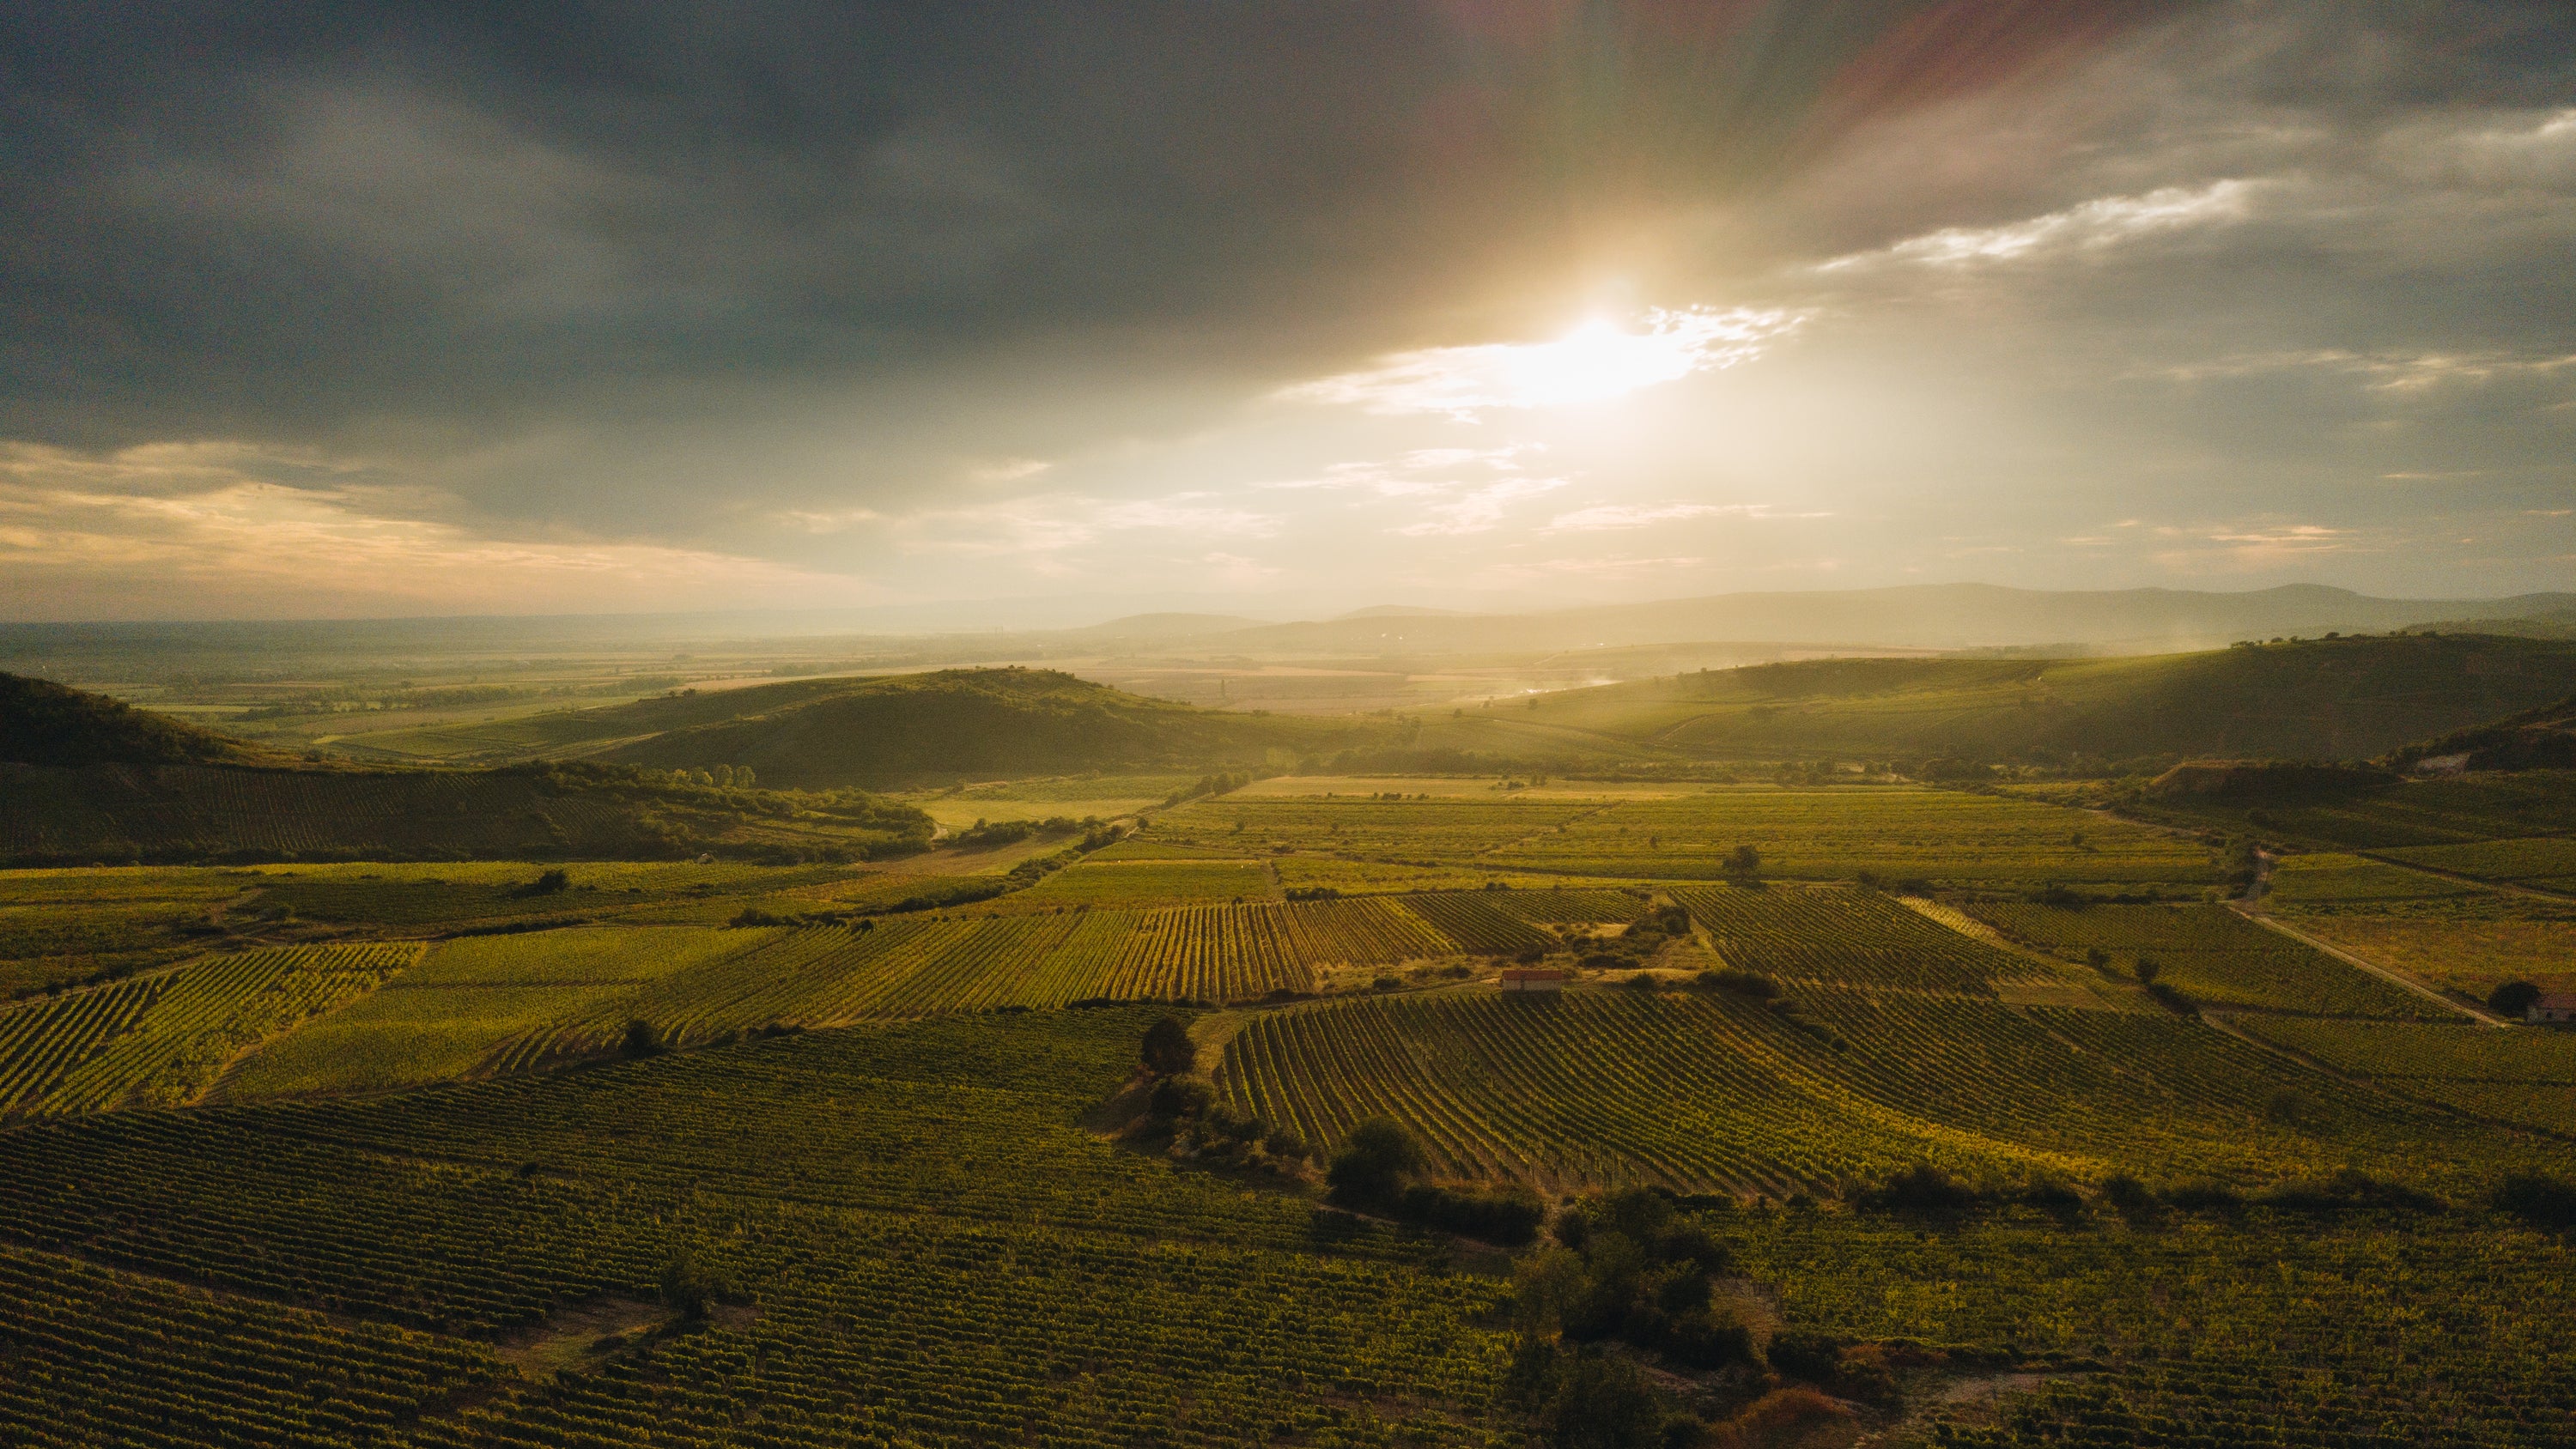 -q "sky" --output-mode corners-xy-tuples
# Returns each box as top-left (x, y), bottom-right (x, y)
(1, 1), (2572, 622)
